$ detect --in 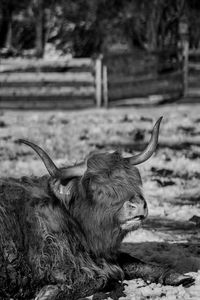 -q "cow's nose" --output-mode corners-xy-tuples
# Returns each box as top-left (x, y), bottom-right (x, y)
(129, 202), (148, 219)
(143, 201), (148, 218)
